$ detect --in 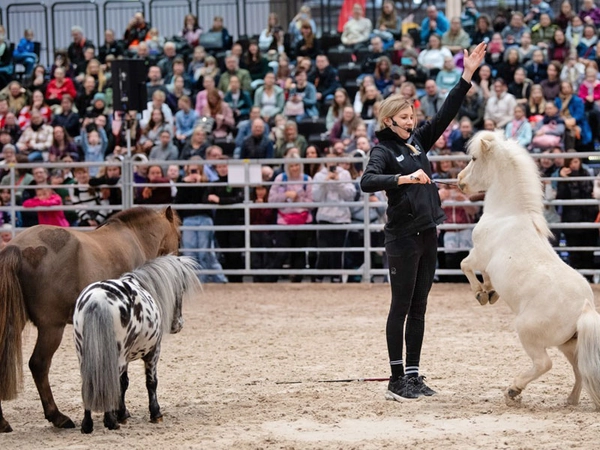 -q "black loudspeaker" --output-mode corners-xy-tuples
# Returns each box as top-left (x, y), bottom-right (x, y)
(111, 59), (148, 111)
